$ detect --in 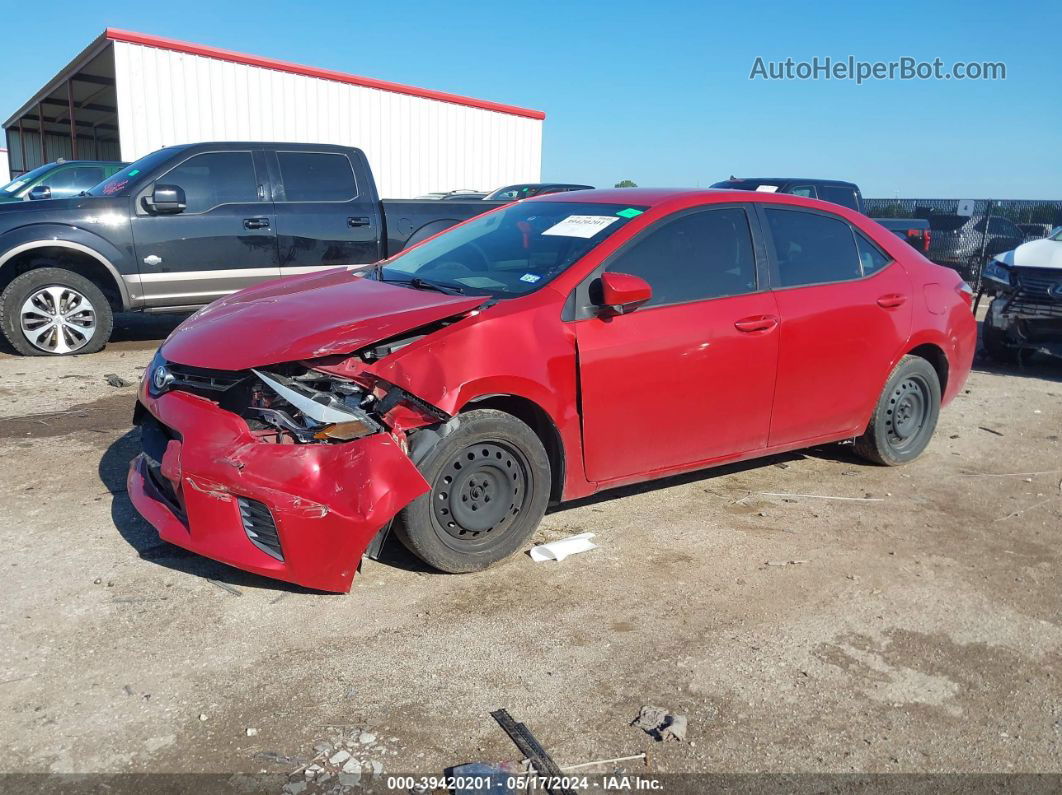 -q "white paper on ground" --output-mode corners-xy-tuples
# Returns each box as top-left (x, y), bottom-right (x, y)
(529, 532), (598, 562)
